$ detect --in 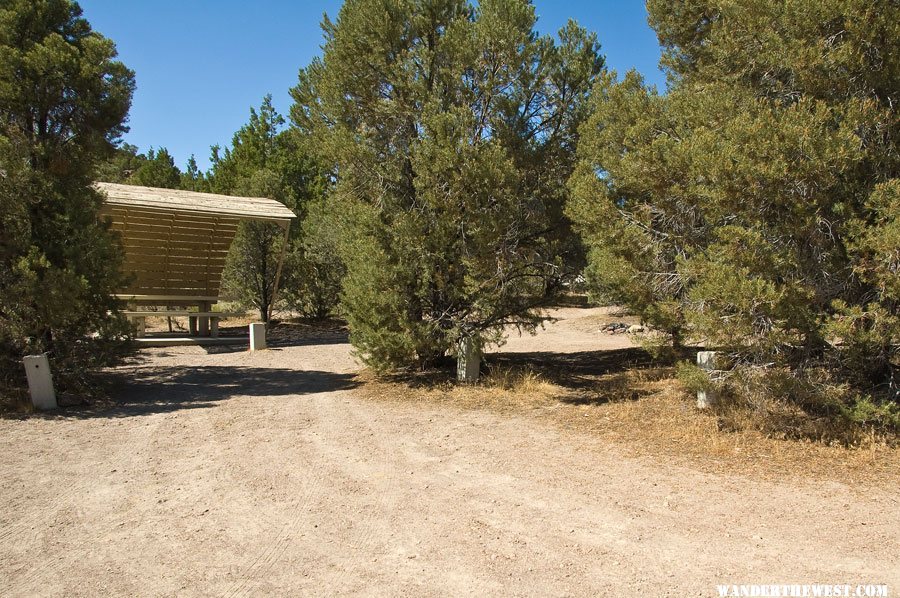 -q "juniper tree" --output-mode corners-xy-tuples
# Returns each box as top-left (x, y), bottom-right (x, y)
(93, 142), (144, 184)
(0, 0), (135, 395)
(180, 155), (208, 192)
(129, 147), (181, 189)
(211, 96), (334, 322)
(568, 0), (899, 427)
(291, 0), (602, 371)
